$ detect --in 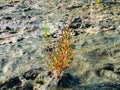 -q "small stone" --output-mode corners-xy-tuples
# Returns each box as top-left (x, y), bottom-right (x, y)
(6, 26), (11, 30)
(3, 16), (12, 20)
